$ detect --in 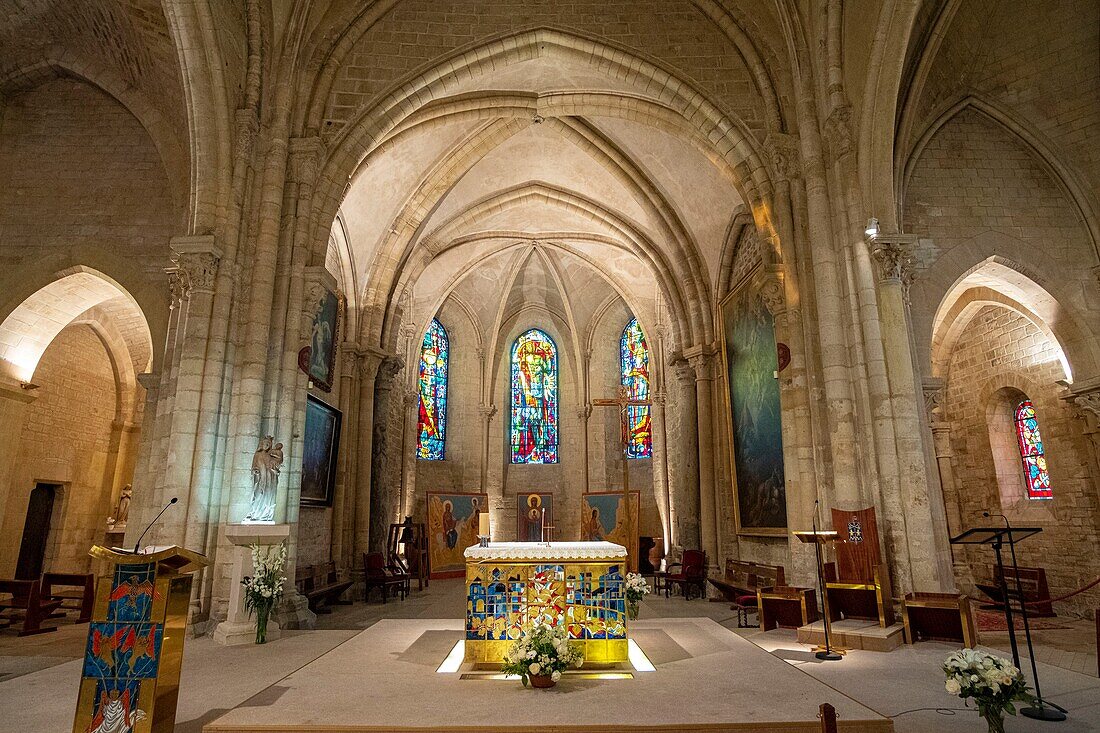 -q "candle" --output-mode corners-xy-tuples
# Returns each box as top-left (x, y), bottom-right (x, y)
(479, 512), (490, 538)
